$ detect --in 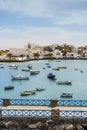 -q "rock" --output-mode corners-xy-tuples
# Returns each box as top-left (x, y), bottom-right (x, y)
(36, 121), (43, 129)
(58, 125), (65, 130)
(4, 121), (19, 128)
(0, 121), (5, 128)
(77, 125), (84, 130)
(65, 124), (73, 130)
(28, 124), (37, 129)
(46, 119), (54, 126)
(48, 126), (53, 130)
(82, 124), (87, 130)
(20, 122), (28, 129)
(52, 125), (59, 130)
